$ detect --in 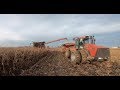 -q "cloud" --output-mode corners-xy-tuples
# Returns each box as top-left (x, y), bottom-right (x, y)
(0, 14), (120, 47)
(0, 27), (23, 41)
